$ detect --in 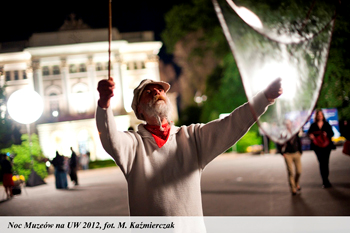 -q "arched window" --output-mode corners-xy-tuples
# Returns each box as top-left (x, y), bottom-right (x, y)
(49, 93), (60, 117)
(22, 70), (27, 79)
(14, 71), (19, 80)
(69, 64), (77, 73)
(5, 71), (11, 81)
(42, 66), (50, 76)
(71, 83), (89, 114)
(45, 85), (62, 118)
(96, 63), (103, 71)
(79, 64), (86, 72)
(53, 65), (60, 75)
